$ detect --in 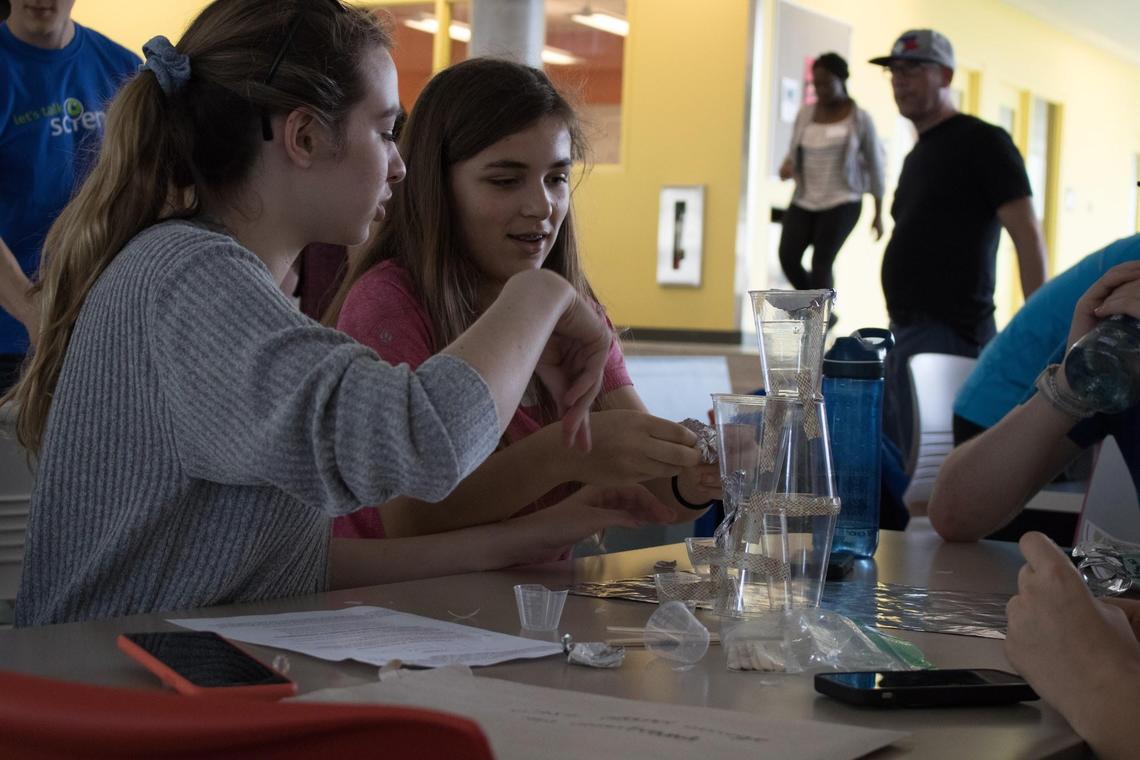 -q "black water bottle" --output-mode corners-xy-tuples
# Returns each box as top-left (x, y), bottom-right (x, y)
(1064, 315), (1140, 414)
